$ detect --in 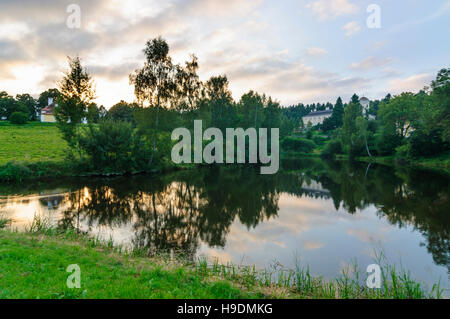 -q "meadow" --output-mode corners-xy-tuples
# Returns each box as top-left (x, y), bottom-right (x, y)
(0, 122), (68, 165)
